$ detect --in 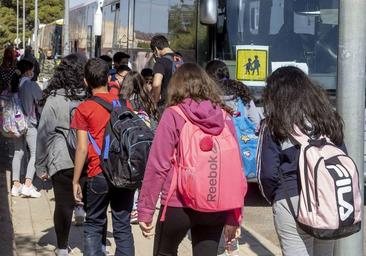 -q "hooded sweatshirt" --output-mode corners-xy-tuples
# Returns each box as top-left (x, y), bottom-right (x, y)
(18, 77), (42, 127)
(35, 89), (85, 177)
(138, 99), (241, 225)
